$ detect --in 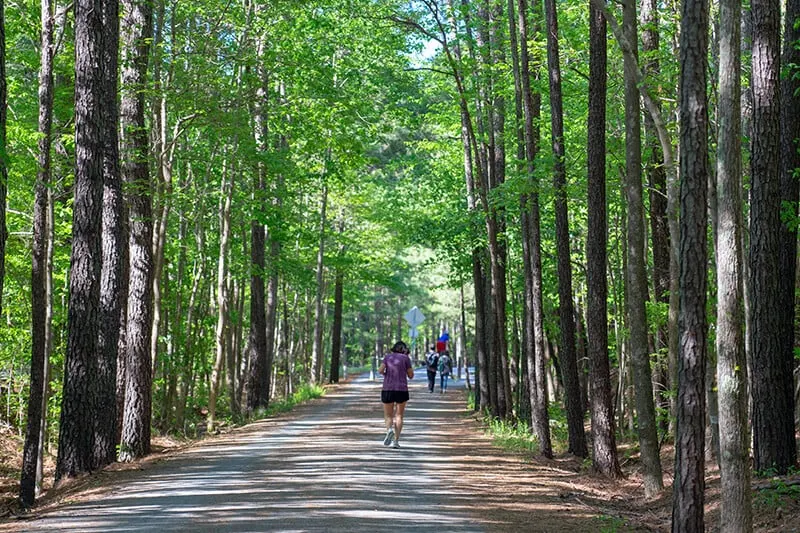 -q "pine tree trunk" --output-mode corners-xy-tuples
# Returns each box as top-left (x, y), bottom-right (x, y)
(716, 1), (751, 514)
(673, 0), (710, 525)
(21, 0), (55, 505)
(56, 0), (105, 481)
(517, 0), (551, 456)
(119, 0), (154, 462)
(621, 0), (662, 497)
(545, 0), (587, 459)
(95, 0), (125, 470)
(586, 0), (621, 478)
(778, 0), (800, 471)
(750, 0), (796, 475)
